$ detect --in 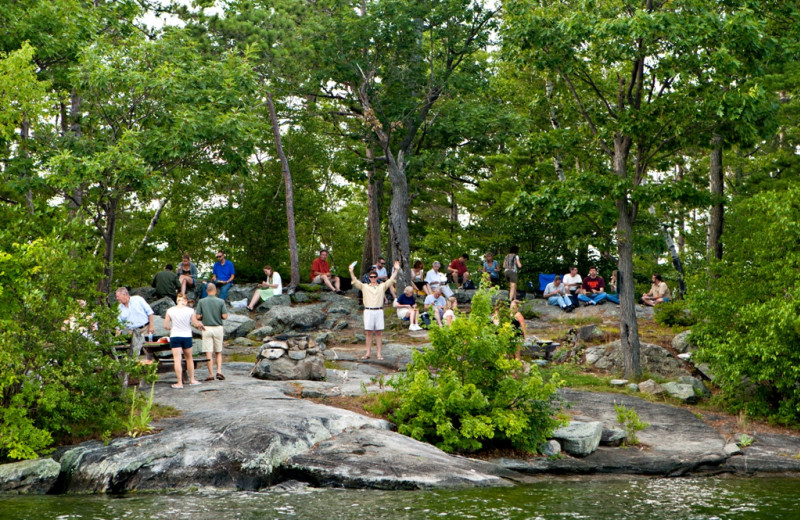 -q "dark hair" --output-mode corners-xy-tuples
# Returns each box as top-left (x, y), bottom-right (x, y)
(589, 266), (598, 271)
(378, 256), (386, 262)
(263, 265), (272, 271)
(653, 273), (663, 281)
(182, 253), (190, 260)
(217, 250), (225, 255)
(413, 260), (423, 269)
(165, 264), (173, 270)
(510, 245), (519, 254)
(319, 249), (328, 254)
(461, 254), (469, 260)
